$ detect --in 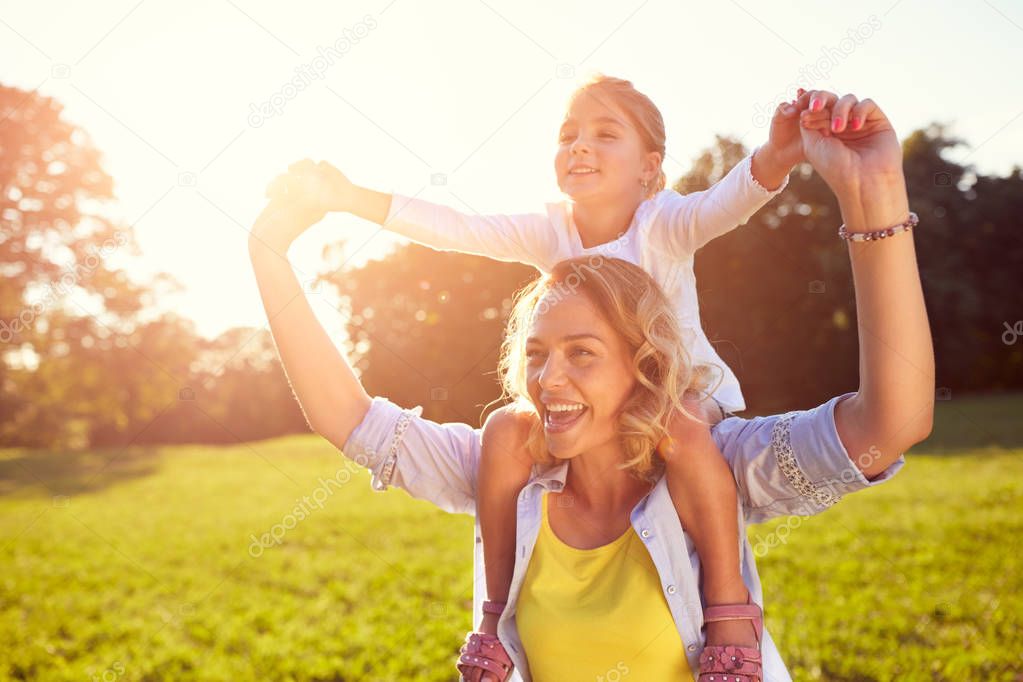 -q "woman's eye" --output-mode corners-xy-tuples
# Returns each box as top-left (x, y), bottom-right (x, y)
(571, 348), (593, 357)
(598, 133), (616, 139)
